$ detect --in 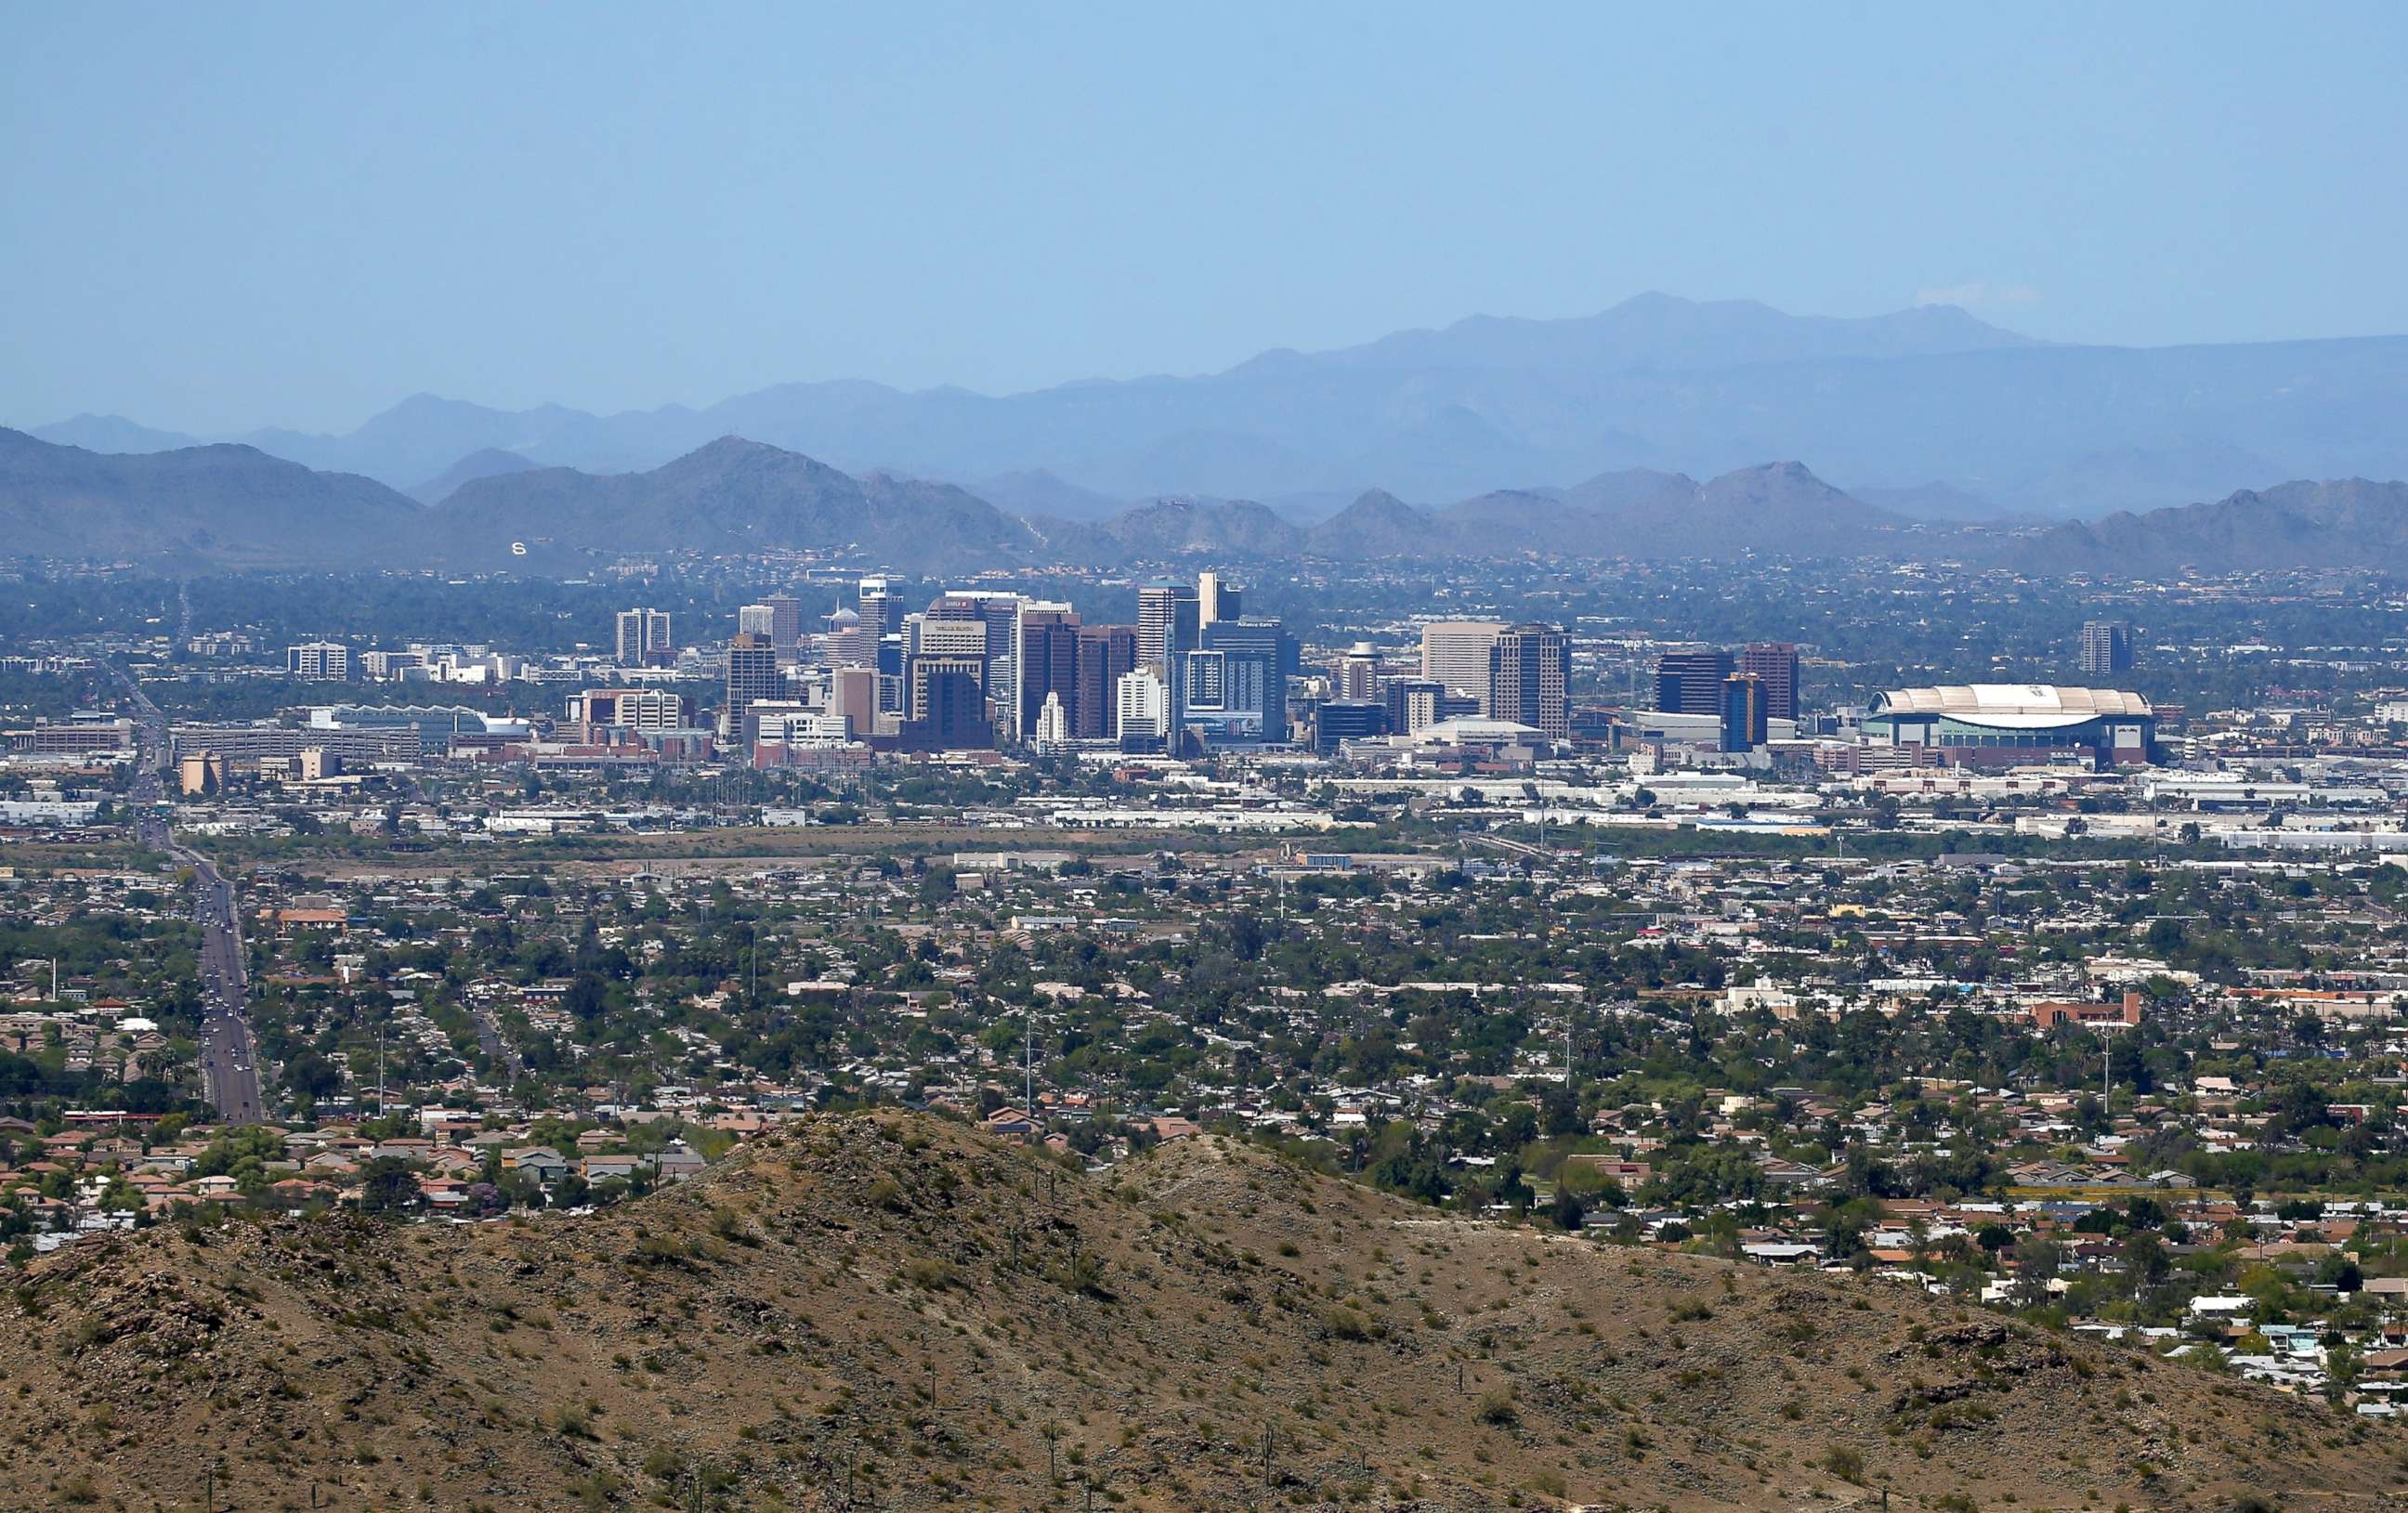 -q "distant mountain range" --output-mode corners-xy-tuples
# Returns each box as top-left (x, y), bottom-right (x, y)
(2018, 478), (2408, 576)
(9, 422), (2407, 579)
(404, 447), (539, 505)
(31, 293), (2408, 519)
(422, 437), (1042, 572)
(0, 428), (420, 568)
(0, 429), (1043, 573)
(1025, 462), (1921, 565)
